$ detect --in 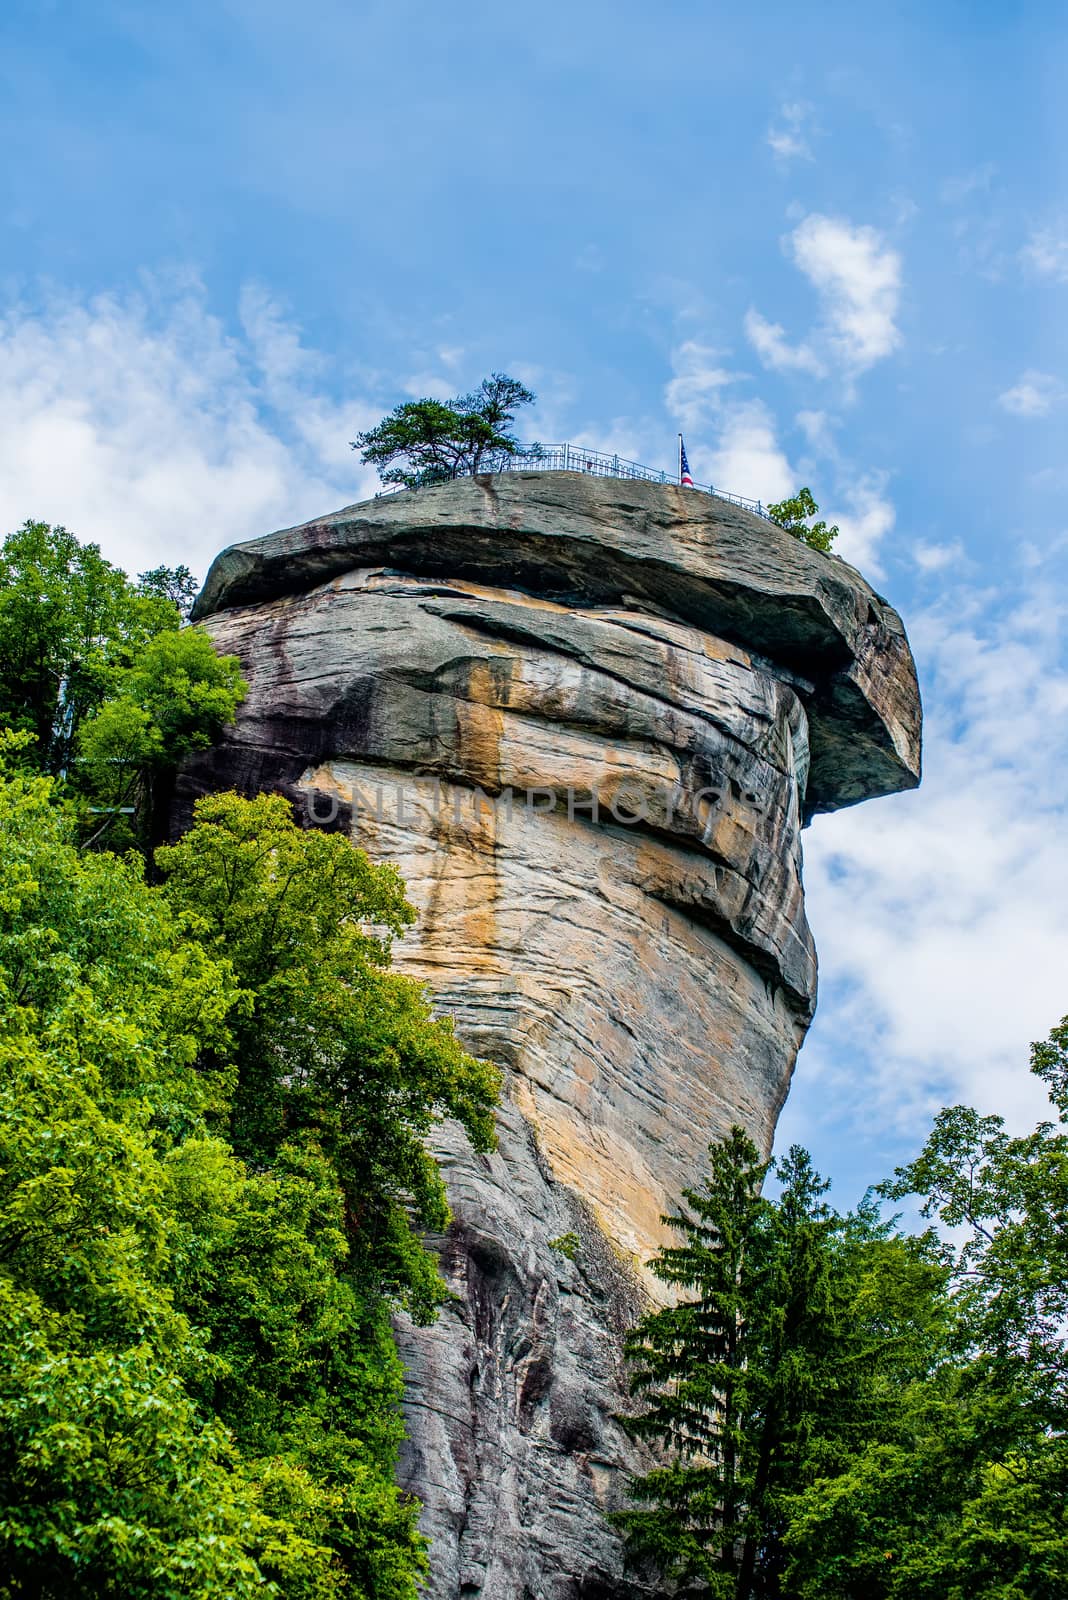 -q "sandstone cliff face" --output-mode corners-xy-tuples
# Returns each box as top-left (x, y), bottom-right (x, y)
(183, 473), (921, 1600)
